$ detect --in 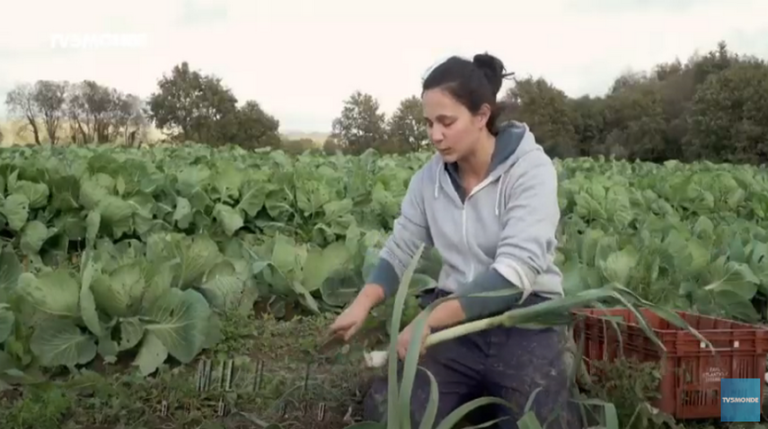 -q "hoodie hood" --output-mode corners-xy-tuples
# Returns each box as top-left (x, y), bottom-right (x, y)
(436, 120), (543, 216)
